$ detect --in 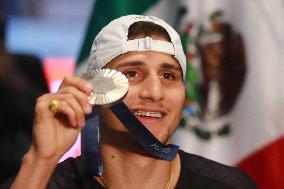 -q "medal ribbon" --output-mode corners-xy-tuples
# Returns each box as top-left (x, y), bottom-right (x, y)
(81, 101), (179, 176)
(110, 102), (179, 160)
(81, 107), (103, 176)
